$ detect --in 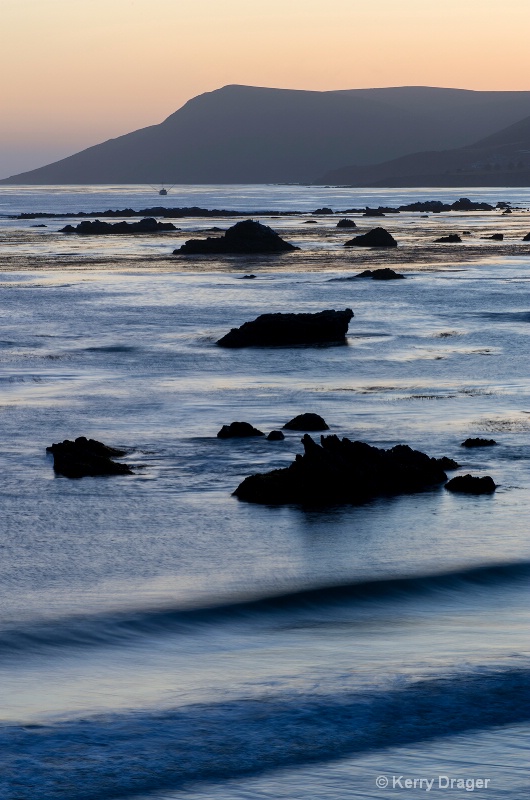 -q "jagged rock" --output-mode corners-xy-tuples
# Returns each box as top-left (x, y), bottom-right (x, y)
(217, 309), (354, 348)
(344, 227), (397, 248)
(313, 207), (334, 214)
(435, 234), (462, 243)
(445, 474), (497, 494)
(267, 430), (285, 441)
(483, 233), (503, 240)
(363, 208), (385, 217)
(523, 232), (530, 241)
(356, 268), (404, 280)
(234, 435), (449, 505)
(437, 456), (460, 470)
(336, 218), (357, 228)
(461, 438), (497, 448)
(451, 198), (494, 212)
(61, 218), (177, 234)
(283, 413), (329, 431)
(175, 220), (298, 254)
(46, 437), (133, 478)
(217, 422), (264, 438)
